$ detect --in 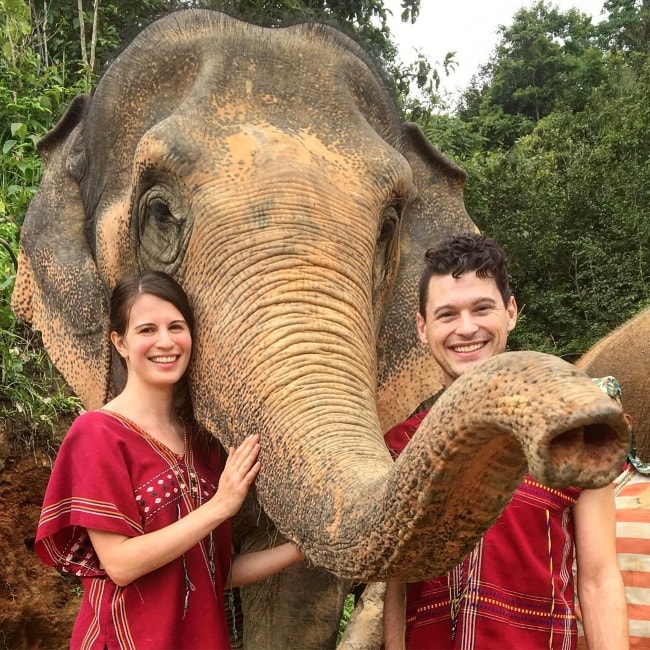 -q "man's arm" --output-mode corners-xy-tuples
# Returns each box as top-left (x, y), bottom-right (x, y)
(574, 484), (628, 649)
(383, 578), (406, 650)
